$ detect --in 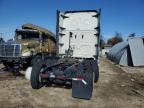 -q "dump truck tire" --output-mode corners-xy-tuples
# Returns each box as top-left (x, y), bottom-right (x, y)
(3, 61), (13, 67)
(31, 61), (43, 89)
(31, 55), (42, 66)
